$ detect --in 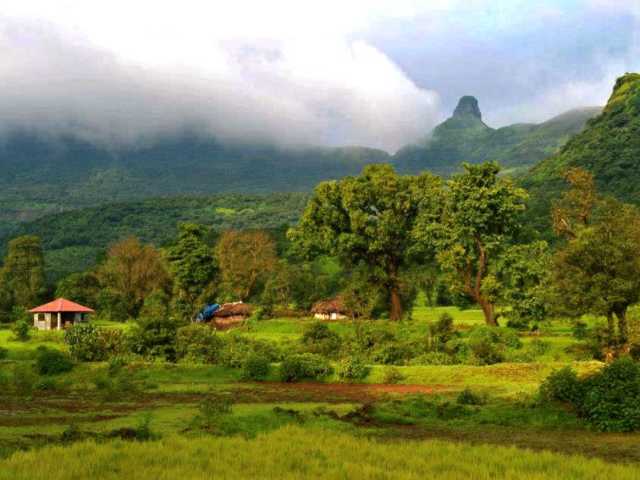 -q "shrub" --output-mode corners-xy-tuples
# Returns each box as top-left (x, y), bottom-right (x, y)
(572, 321), (589, 340)
(538, 366), (584, 405)
(35, 347), (74, 375)
(428, 313), (455, 348)
(241, 353), (271, 380)
(191, 394), (234, 432)
(580, 358), (640, 432)
(411, 351), (456, 366)
(176, 324), (223, 363)
(65, 323), (107, 361)
(456, 388), (485, 405)
(301, 322), (341, 357)
(128, 316), (181, 361)
(466, 327), (504, 365)
(0, 346), (8, 360)
(336, 356), (370, 381)
(630, 344), (640, 361)
(11, 319), (31, 341)
(383, 367), (405, 384)
(279, 353), (333, 382)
